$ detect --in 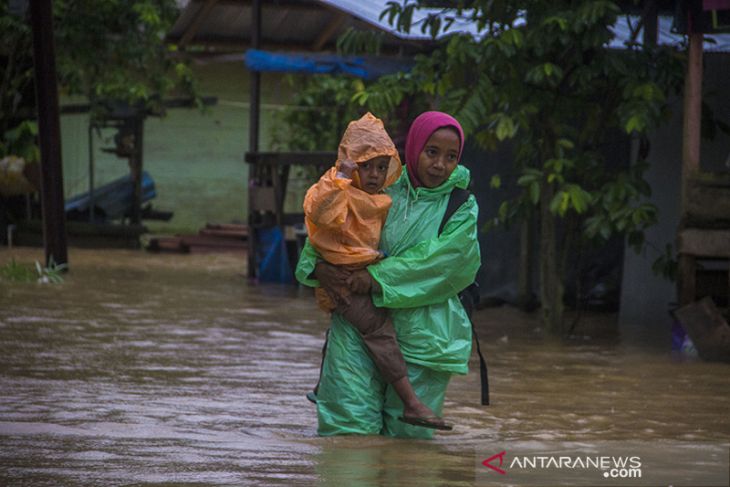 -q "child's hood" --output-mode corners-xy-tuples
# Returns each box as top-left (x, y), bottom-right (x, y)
(336, 112), (402, 189)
